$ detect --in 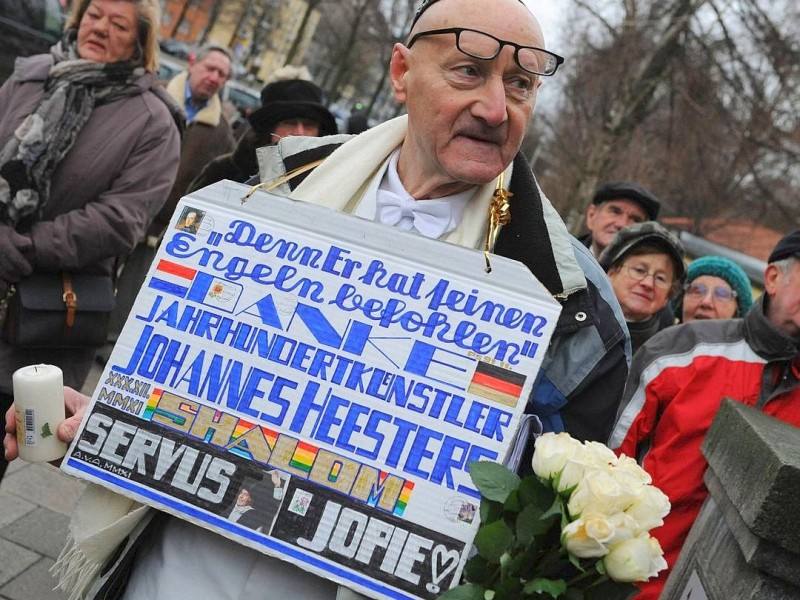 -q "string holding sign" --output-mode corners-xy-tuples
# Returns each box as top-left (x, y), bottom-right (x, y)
(240, 158), (327, 205)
